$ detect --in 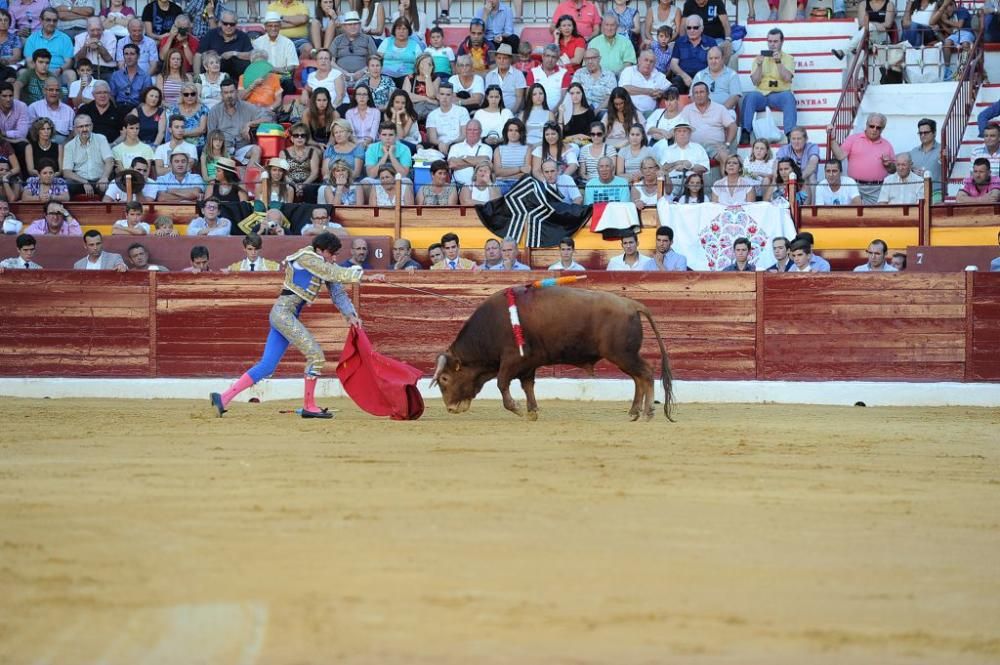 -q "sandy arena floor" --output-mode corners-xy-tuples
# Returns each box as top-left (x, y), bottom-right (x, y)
(0, 396), (998, 665)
